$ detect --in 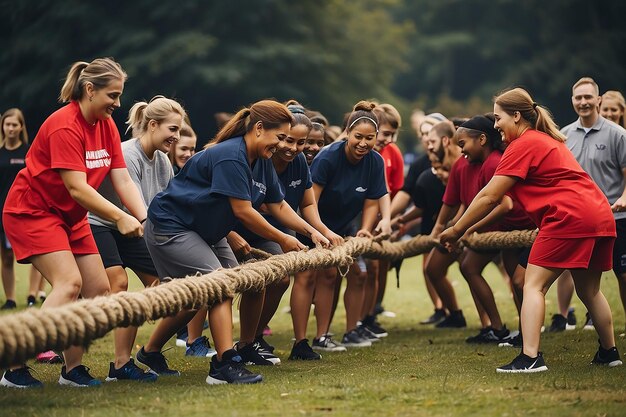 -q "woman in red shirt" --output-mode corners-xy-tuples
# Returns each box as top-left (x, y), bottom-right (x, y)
(440, 87), (622, 372)
(0, 58), (146, 388)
